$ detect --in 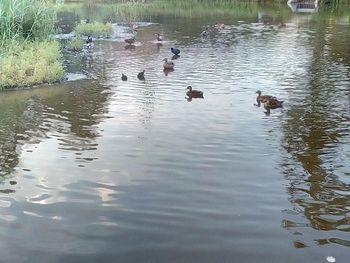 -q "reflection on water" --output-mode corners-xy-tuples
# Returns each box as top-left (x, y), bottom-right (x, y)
(281, 19), (350, 248)
(1, 4), (350, 262)
(0, 80), (110, 178)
